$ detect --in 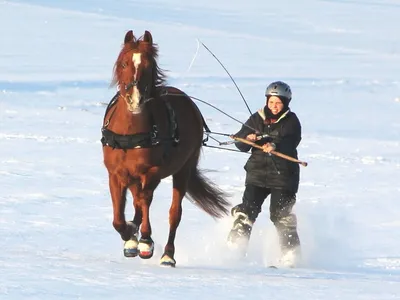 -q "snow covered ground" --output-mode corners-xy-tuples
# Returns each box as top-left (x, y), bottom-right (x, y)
(1, 0), (400, 299)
